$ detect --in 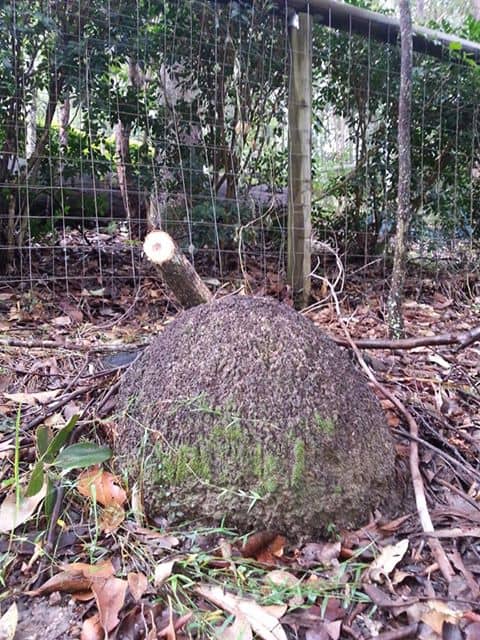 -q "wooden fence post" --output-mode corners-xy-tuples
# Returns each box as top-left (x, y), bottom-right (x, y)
(288, 10), (312, 309)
